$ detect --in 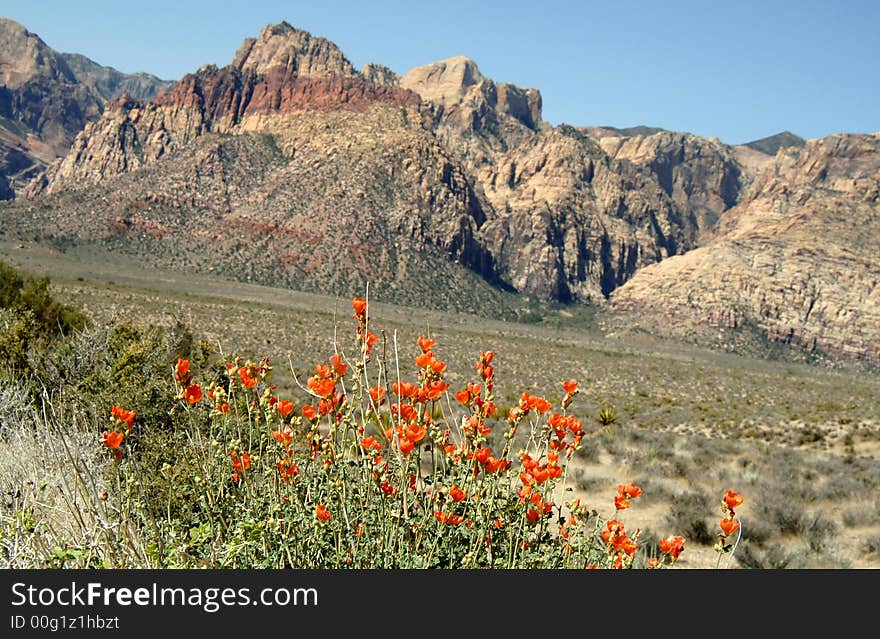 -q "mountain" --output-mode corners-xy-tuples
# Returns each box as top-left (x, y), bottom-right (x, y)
(3, 20), (878, 362)
(18, 24), (751, 309)
(744, 130), (806, 156)
(11, 23), (510, 312)
(0, 17), (171, 199)
(610, 133), (880, 364)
